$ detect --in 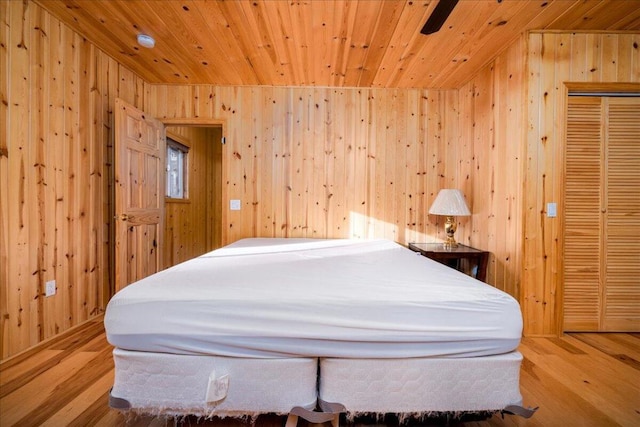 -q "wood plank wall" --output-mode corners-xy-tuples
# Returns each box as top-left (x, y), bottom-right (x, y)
(144, 86), (466, 248)
(1, 1), (147, 359)
(522, 32), (640, 336)
(457, 39), (527, 299)
(146, 80), (528, 302)
(164, 126), (222, 268)
(459, 31), (639, 336)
